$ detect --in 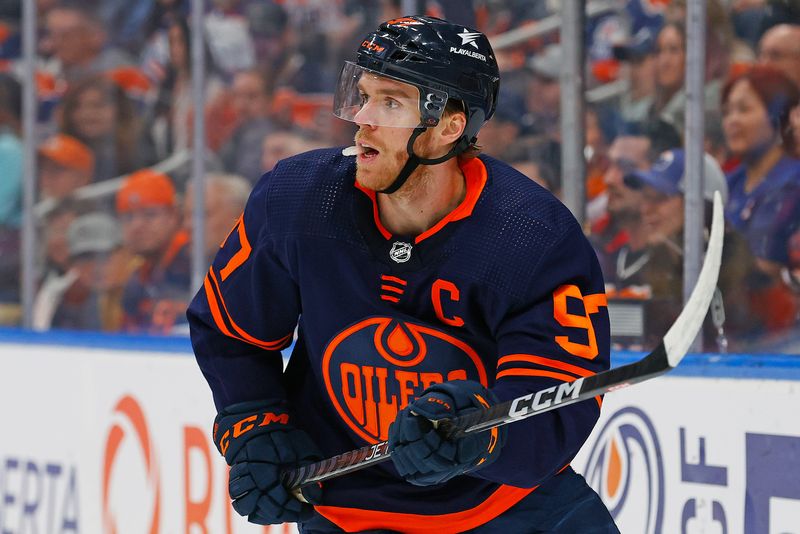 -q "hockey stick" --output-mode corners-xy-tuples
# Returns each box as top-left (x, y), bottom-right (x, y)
(282, 191), (725, 491)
